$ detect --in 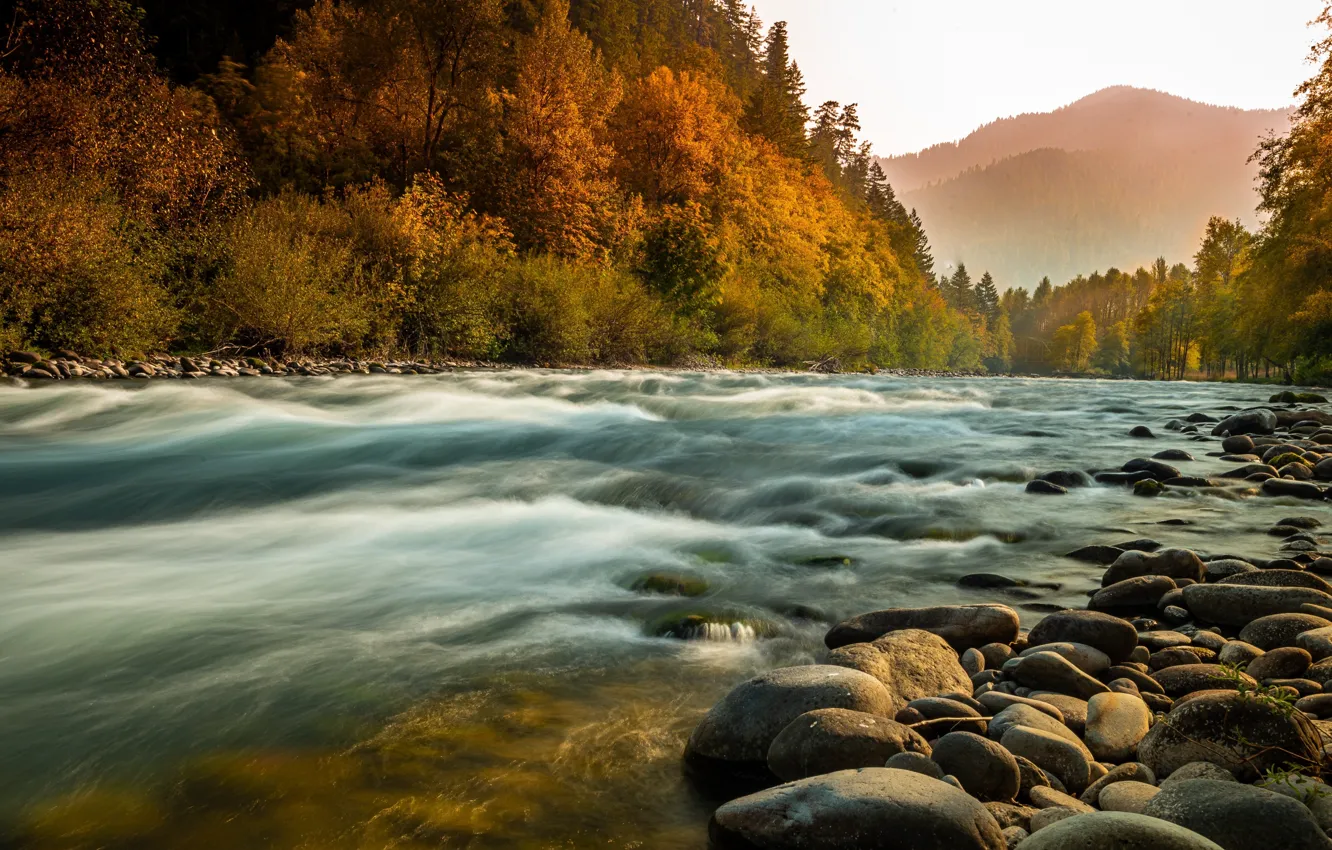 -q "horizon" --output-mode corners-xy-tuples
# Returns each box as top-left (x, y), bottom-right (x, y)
(750, 0), (1321, 156)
